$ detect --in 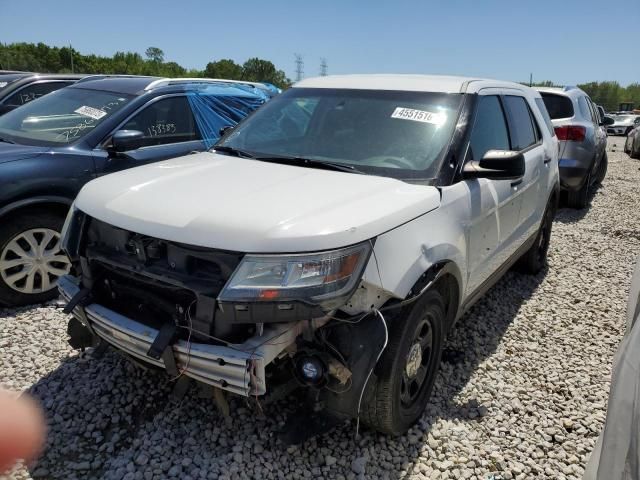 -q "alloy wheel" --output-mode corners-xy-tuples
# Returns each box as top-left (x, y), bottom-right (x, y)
(400, 316), (434, 408)
(0, 228), (70, 294)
